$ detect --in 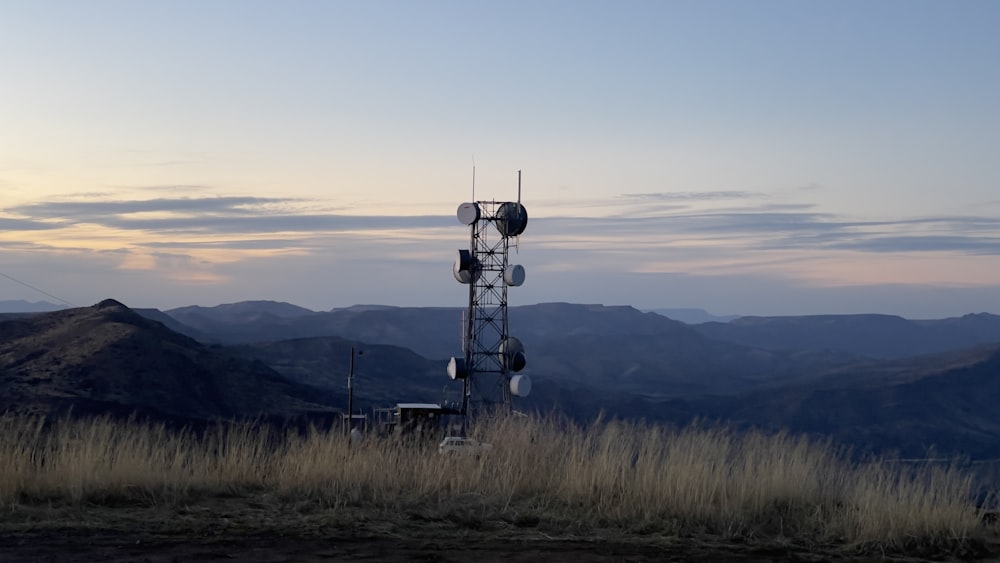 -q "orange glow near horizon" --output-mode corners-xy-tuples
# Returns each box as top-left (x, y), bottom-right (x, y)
(6, 215), (1000, 290)
(636, 250), (1000, 288)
